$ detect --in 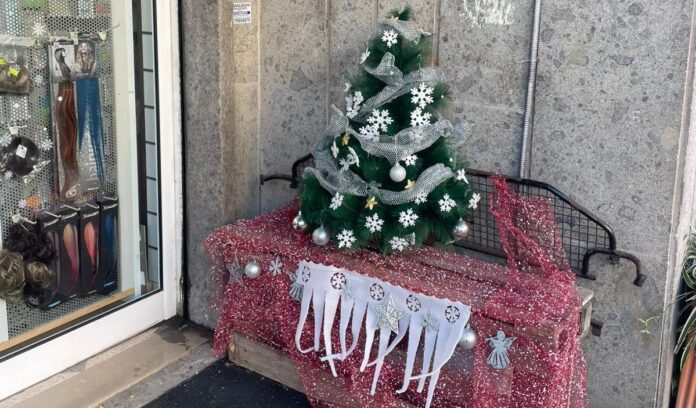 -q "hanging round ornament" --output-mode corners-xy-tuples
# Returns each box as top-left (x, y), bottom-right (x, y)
(312, 226), (330, 246)
(244, 261), (261, 279)
(458, 325), (477, 350)
(292, 211), (308, 231)
(452, 219), (470, 240)
(389, 162), (406, 182)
